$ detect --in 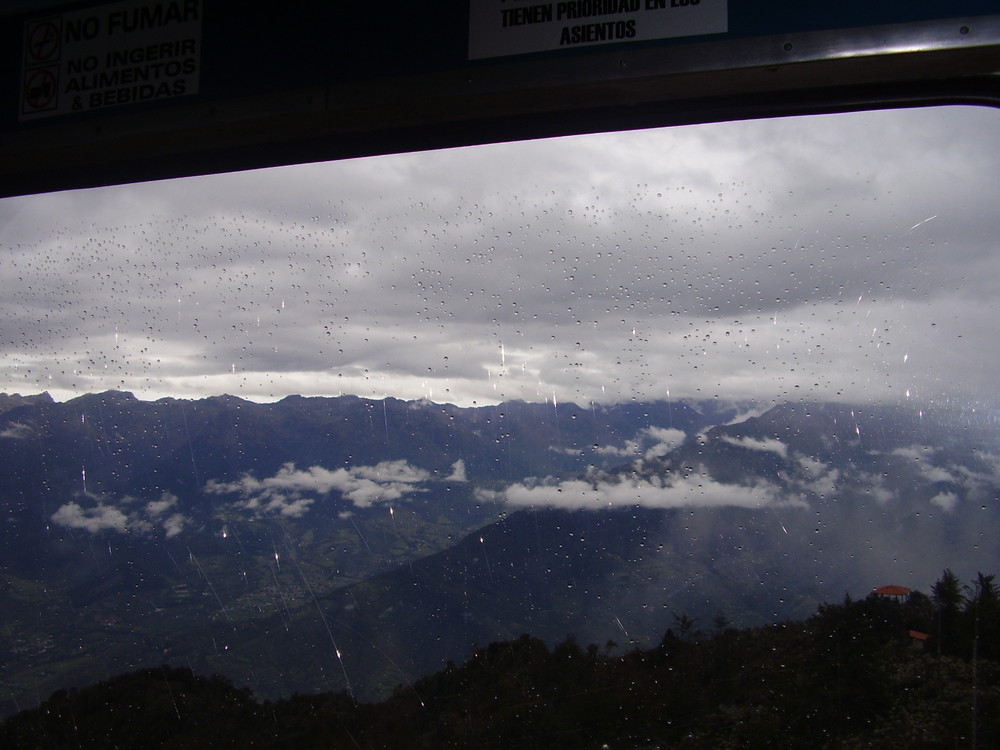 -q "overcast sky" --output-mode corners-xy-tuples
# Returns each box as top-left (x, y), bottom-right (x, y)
(1, 105), (998, 409)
